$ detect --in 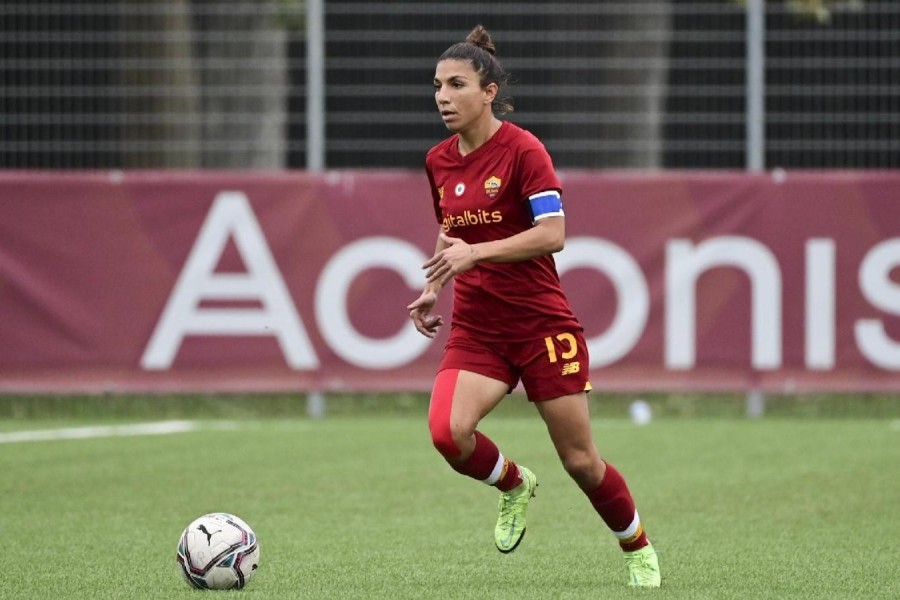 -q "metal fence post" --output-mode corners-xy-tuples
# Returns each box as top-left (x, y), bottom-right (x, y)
(306, 0), (325, 171)
(746, 0), (766, 171)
